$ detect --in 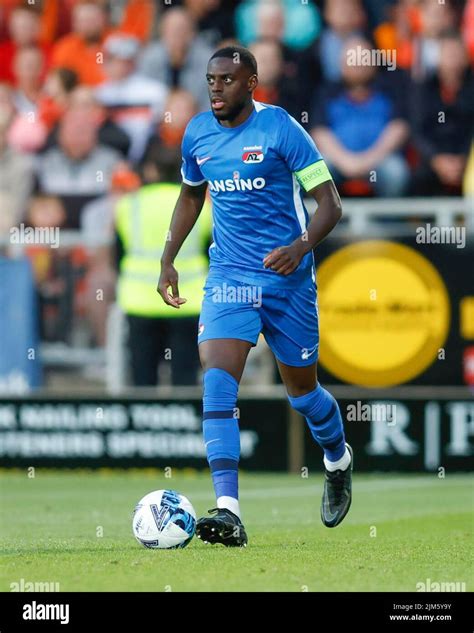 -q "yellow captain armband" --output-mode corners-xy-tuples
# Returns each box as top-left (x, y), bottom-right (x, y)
(294, 160), (332, 192)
